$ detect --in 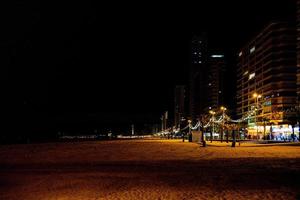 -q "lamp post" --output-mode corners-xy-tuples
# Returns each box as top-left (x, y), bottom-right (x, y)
(209, 110), (216, 143)
(220, 106), (227, 143)
(188, 120), (192, 142)
(253, 93), (262, 139)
